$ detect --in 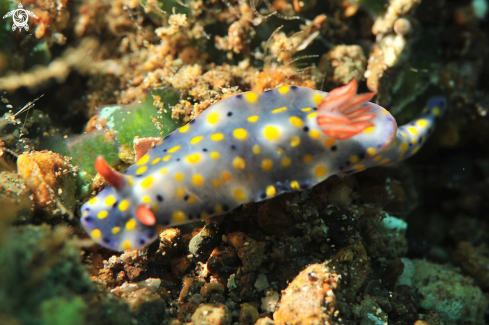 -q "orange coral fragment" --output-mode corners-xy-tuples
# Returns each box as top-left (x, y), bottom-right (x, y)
(317, 79), (376, 140)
